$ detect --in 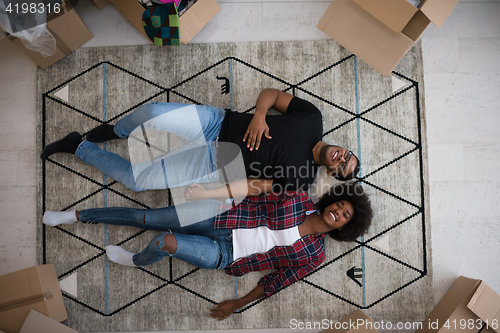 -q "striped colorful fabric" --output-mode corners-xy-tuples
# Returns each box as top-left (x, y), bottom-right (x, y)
(142, 4), (180, 46)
